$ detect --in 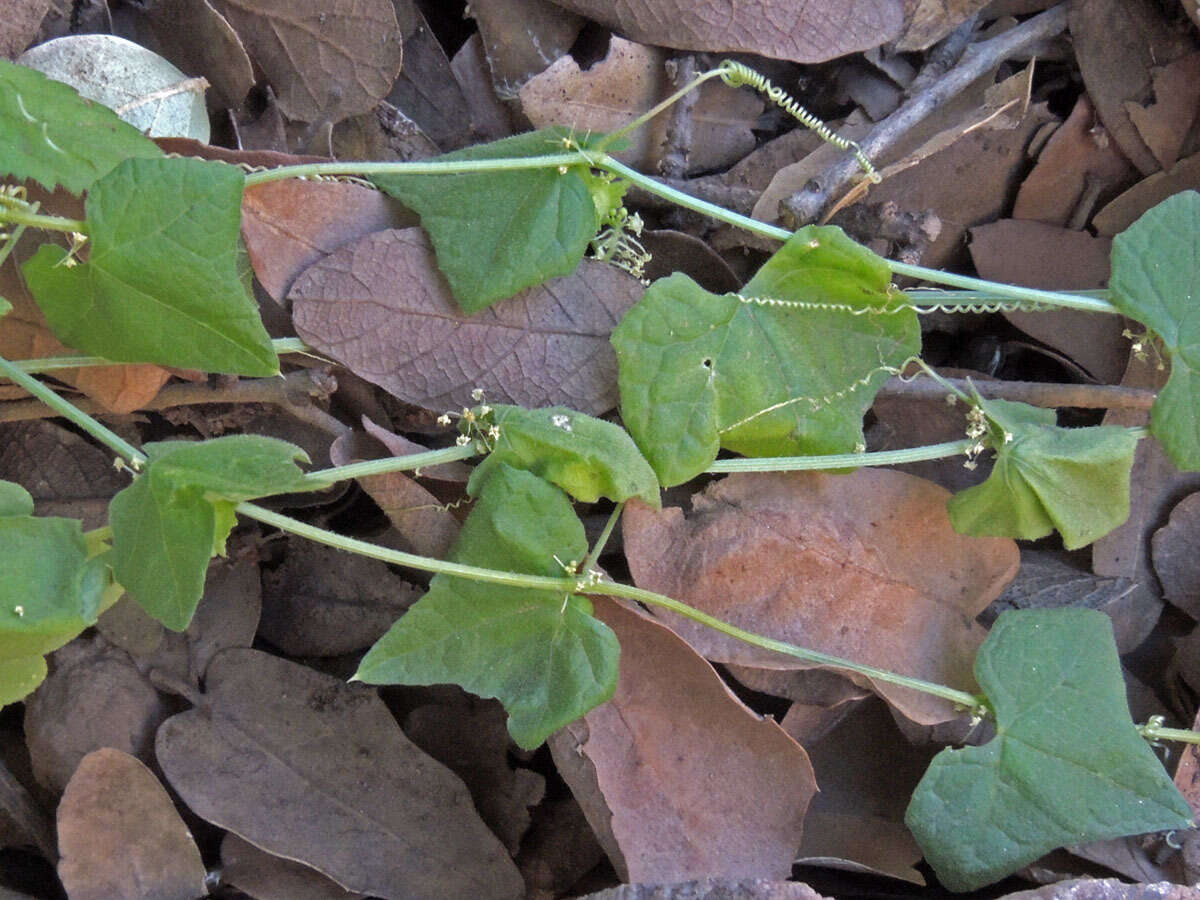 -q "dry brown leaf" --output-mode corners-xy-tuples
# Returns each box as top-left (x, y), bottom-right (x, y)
(1124, 53), (1200, 172)
(241, 180), (415, 304)
(623, 471), (1019, 724)
(57, 749), (206, 900)
(208, 0), (403, 123)
(0, 756), (55, 859)
(259, 540), (420, 657)
(290, 227), (643, 415)
(549, 596), (817, 884)
(449, 34), (517, 142)
(0, 0), (49, 59)
(1174, 707), (1200, 817)
(1093, 152), (1200, 236)
(895, 0), (991, 51)
(25, 638), (171, 795)
(640, 230), (740, 295)
(545, 0), (906, 63)
(221, 832), (368, 900)
(1068, 0), (1195, 175)
(1012, 94), (1135, 227)
(470, 0), (585, 99)
(1152, 493), (1200, 620)
(999, 879), (1199, 900)
(518, 798), (607, 899)
(967, 219), (1127, 385)
(794, 698), (932, 885)
(580, 882), (831, 900)
(156, 649), (523, 899)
